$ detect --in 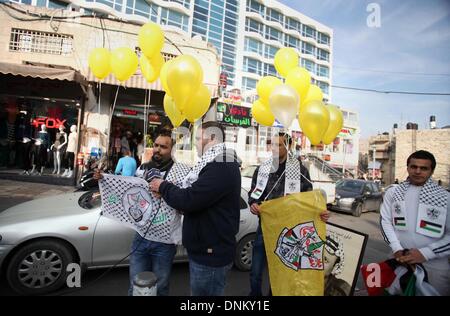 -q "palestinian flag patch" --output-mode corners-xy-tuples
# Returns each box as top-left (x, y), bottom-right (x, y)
(252, 188), (263, 199)
(394, 217), (406, 227)
(420, 220), (442, 234)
